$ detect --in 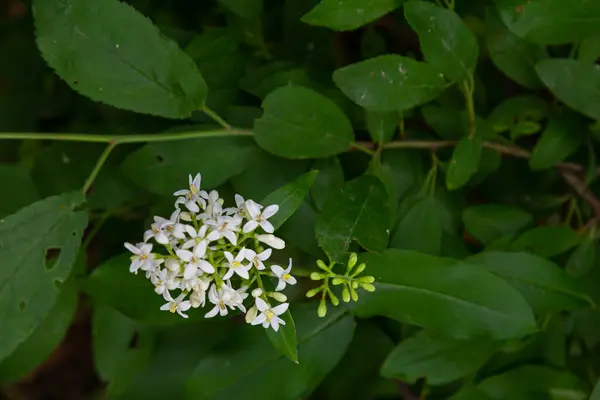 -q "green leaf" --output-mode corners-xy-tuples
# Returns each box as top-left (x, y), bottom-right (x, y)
(485, 9), (548, 89)
(265, 311), (298, 363)
(33, 0), (207, 118)
(381, 149), (426, 200)
(421, 105), (463, 139)
(219, 0), (262, 19)
(391, 196), (444, 256)
(381, 331), (500, 385)
(578, 35), (600, 64)
(277, 202), (325, 258)
(510, 226), (582, 258)
(476, 365), (586, 400)
(567, 240), (597, 278)
(354, 250), (537, 340)
(0, 165), (39, 219)
(261, 170), (319, 231)
(495, 0), (600, 45)
(536, 59), (600, 120)
(366, 110), (398, 143)
(0, 280), (78, 383)
(254, 85), (354, 159)
(121, 136), (257, 196)
(310, 157), (344, 212)
(316, 175), (389, 263)
(462, 204), (533, 245)
(467, 252), (592, 314)
(446, 136), (483, 190)
(529, 113), (585, 170)
(186, 305), (356, 400)
(301, 0), (406, 31)
(92, 304), (137, 382)
(0, 192), (87, 361)
(404, 0), (479, 81)
(592, 380), (600, 400)
(333, 55), (447, 112)
(81, 253), (205, 325)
